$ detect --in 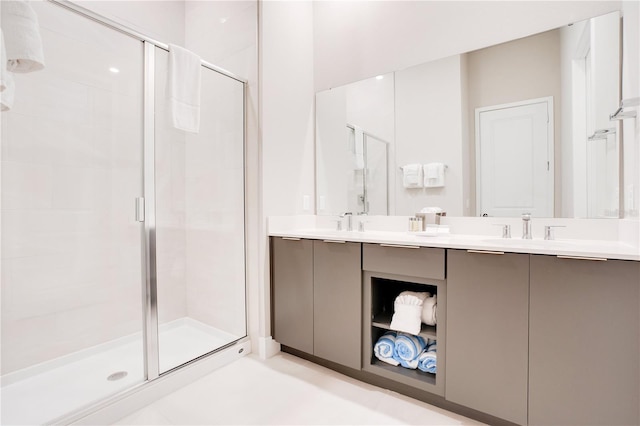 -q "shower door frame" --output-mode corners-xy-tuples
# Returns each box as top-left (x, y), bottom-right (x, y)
(41, 0), (250, 423)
